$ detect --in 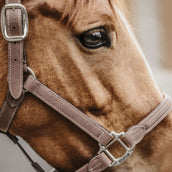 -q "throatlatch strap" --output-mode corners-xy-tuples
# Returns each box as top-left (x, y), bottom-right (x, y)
(5, 132), (46, 172)
(0, 97), (19, 132)
(24, 75), (114, 146)
(0, 91), (24, 132)
(6, 0), (24, 99)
